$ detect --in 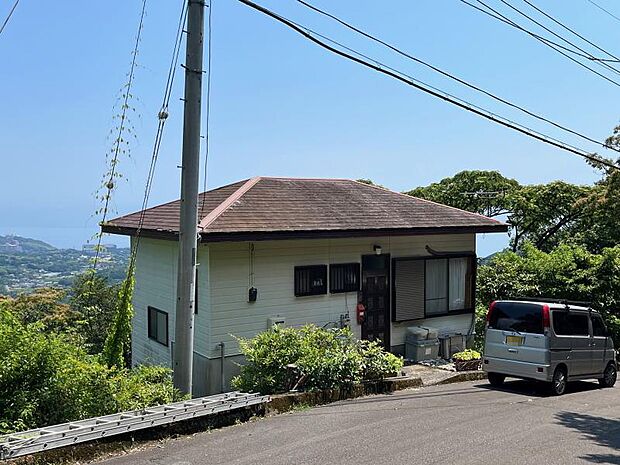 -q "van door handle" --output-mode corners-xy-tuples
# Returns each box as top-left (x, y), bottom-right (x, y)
(507, 348), (518, 353)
